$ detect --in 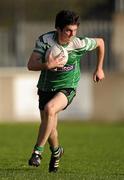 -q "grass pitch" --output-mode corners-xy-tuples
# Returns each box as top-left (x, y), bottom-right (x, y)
(0, 121), (124, 180)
